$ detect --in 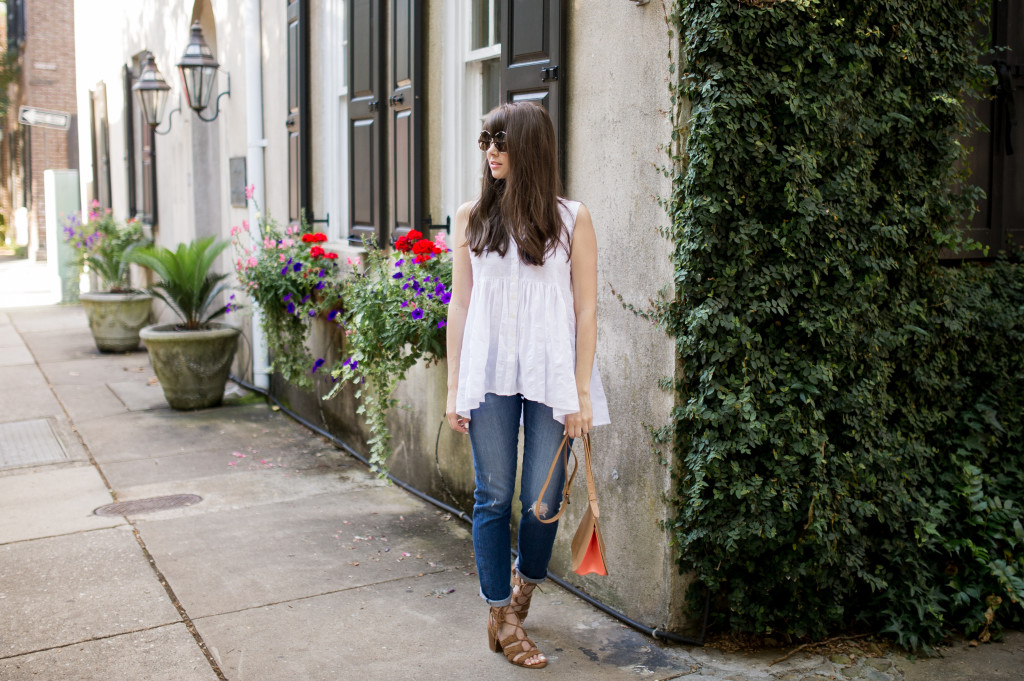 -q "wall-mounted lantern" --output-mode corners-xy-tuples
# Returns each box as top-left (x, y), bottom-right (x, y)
(132, 53), (178, 134)
(177, 21), (230, 122)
